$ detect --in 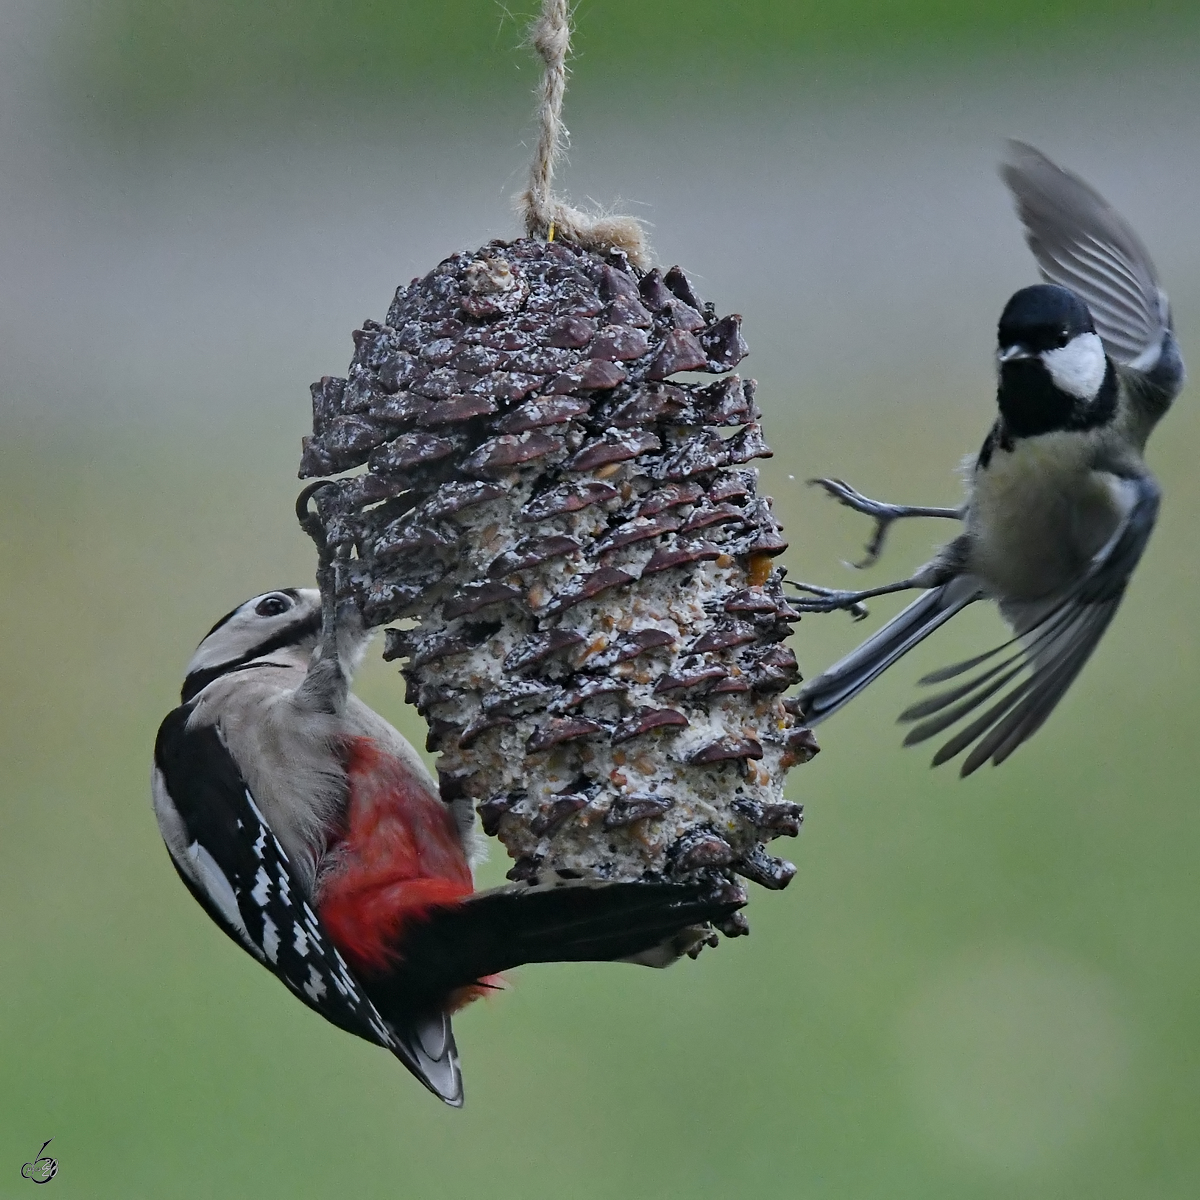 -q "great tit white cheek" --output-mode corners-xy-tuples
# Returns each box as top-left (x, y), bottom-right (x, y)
(1041, 331), (1106, 401)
